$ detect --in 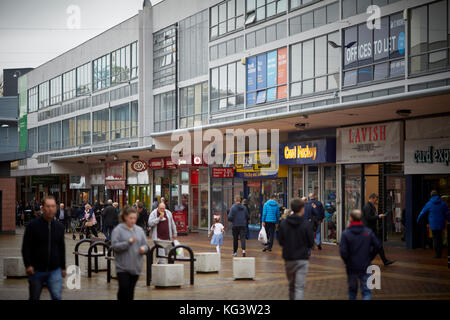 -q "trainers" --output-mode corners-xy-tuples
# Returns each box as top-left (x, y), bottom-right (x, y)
(318, 244), (322, 250)
(232, 252), (237, 257)
(242, 251), (246, 257)
(262, 248), (268, 252)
